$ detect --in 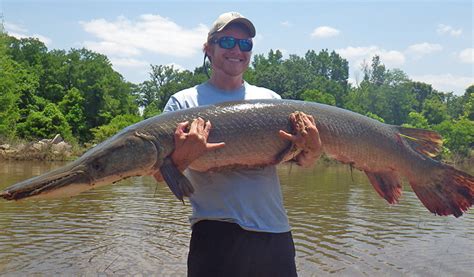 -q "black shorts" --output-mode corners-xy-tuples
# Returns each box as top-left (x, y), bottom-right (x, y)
(187, 220), (297, 277)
